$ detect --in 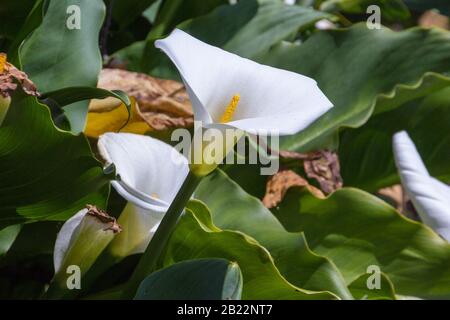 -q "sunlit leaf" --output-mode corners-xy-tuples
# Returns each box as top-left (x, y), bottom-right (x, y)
(260, 24), (450, 152)
(272, 186), (450, 298)
(20, 0), (106, 133)
(0, 87), (111, 229)
(135, 259), (243, 300)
